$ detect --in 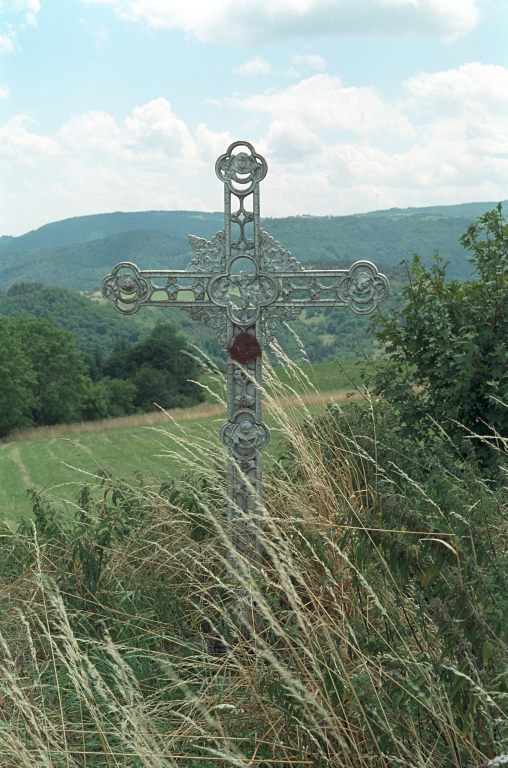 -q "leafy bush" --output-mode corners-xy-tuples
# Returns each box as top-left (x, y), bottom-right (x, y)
(0, 316), (95, 435)
(370, 204), (508, 473)
(77, 376), (139, 421)
(0, 316), (204, 437)
(0, 282), (155, 356)
(263, 392), (508, 765)
(12, 317), (95, 426)
(0, 318), (36, 436)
